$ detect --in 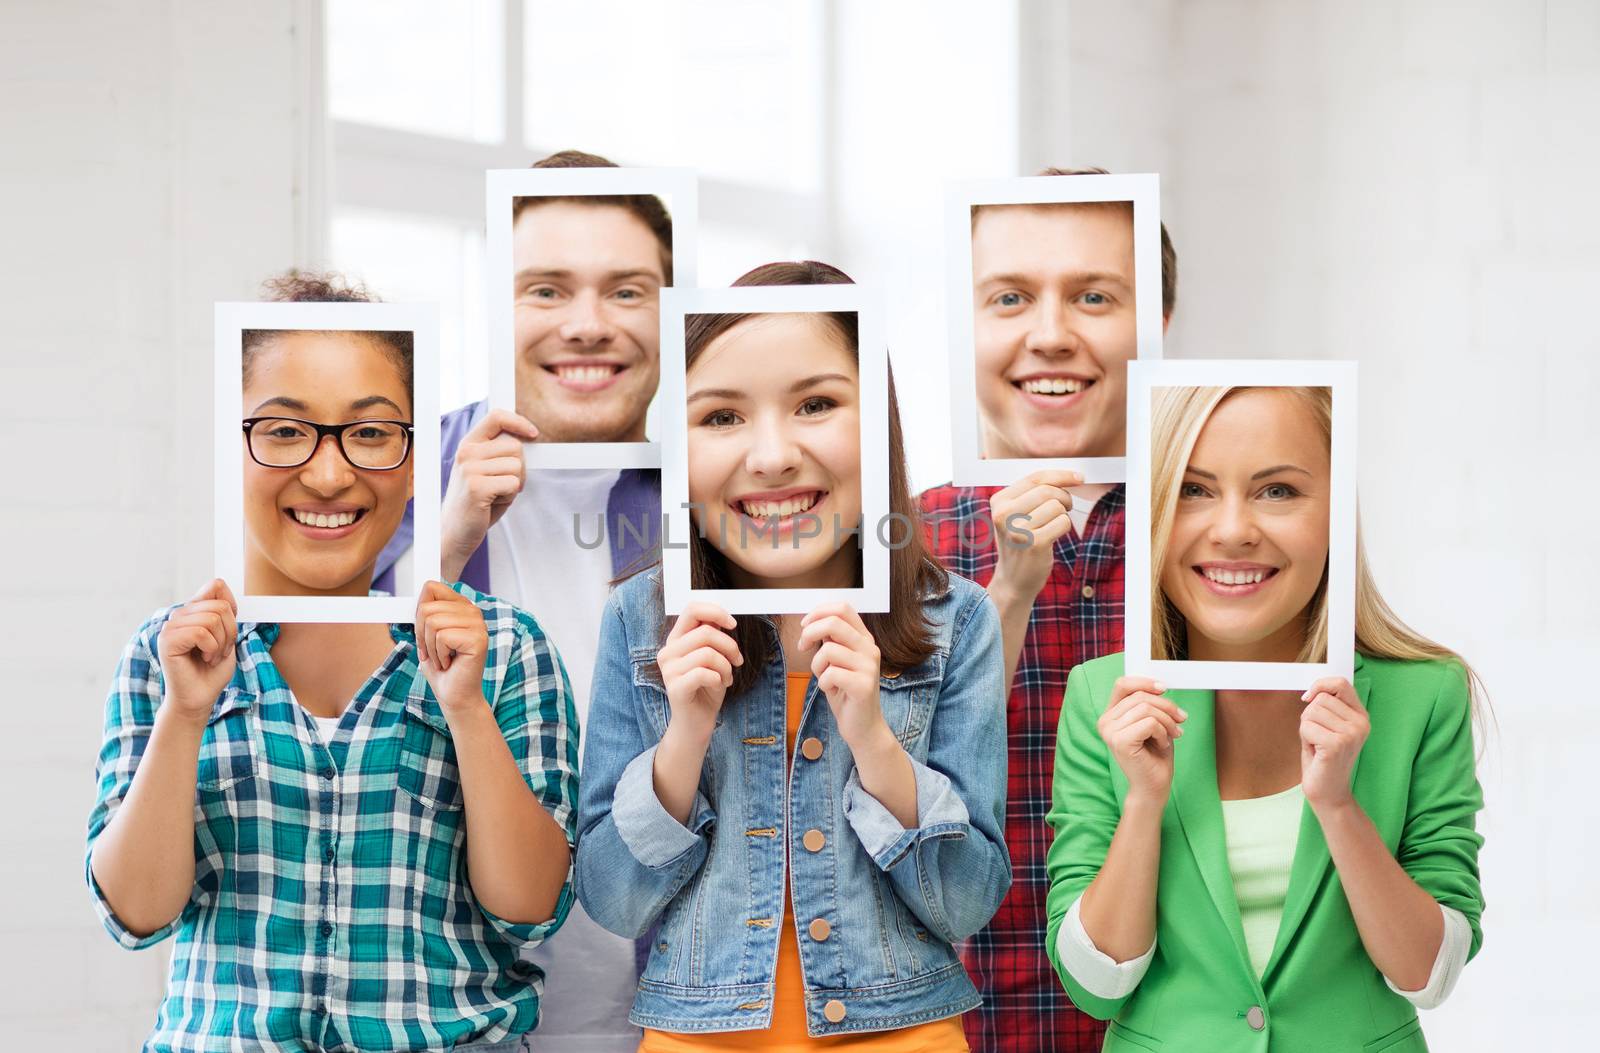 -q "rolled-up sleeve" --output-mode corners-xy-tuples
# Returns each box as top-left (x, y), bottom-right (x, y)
(1053, 893), (1156, 1001)
(85, 609), (194, 950)
(842, 758), (971, 871)
(575, 594), (713, 940)
(488, 609), (583, 949)
(1395, 665), (1486, 961)
(1043, 661), (1139, 1020)
(612, 744), (717, 870)
(844, 588), (1011, 944)
(1385, 902), (1472, 1010)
